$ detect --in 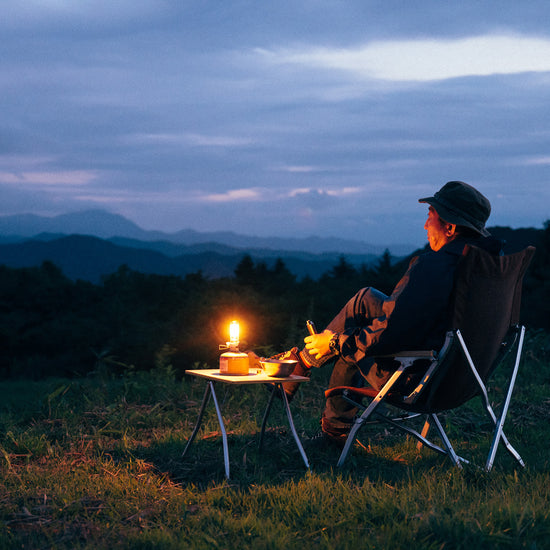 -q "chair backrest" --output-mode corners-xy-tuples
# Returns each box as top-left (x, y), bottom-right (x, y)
(416, 244), (535, 412)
